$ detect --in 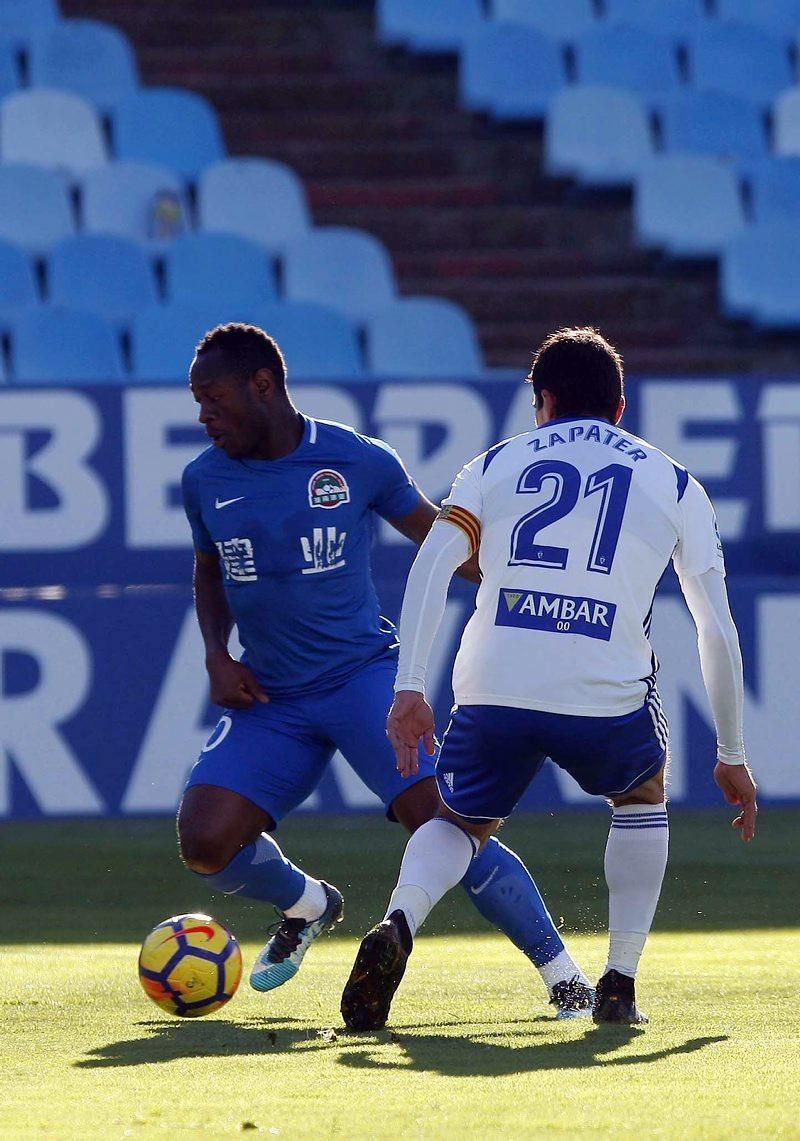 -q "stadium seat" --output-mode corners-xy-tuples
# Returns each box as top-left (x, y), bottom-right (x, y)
(365, 297), (483, 379)
(197, 158), (311, 254)
(660, 91), (769, 176)
(0, 164), (74, 254)
(687, 24), (793, 109)
(28, 19), (138, 112)
(0, 0), (59, 49)
(749, 156), (800, 223)
(0, 239), (39, 327)
(9, 307), (125, 383)
(112, 88), (224, 181)
(573, 26), (682, 110)
(634, 153), (746, 257)
(376, 0), (484, 52)
(721, 221), (800, 326)
(545, 86), (654, 187)
(488, 0), (597, 42)
(164, 232), (278, 311)
(256, 301), (363, 379)
(603, 0), (708, 38)
(773, 87), (800, 156)
(0, 37), (21, 98)
(130, 303), (267, 382)
(459, 23), (567, 120)
(0, 88), (108, 177)
(80, 161), (188, 246)
(283, 227), (397, 322)
(47, 234), (158, 327)
(715, 0), (800, 38)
